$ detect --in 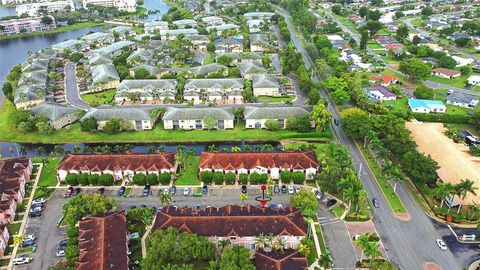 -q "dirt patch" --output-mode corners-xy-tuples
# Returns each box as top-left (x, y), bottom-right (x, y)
(406, 120), (480, 204)
(424, 262), (443, 270)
